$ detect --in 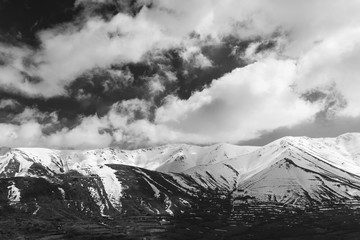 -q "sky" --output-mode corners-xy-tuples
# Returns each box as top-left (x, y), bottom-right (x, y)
(0, 0), (360, 149)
